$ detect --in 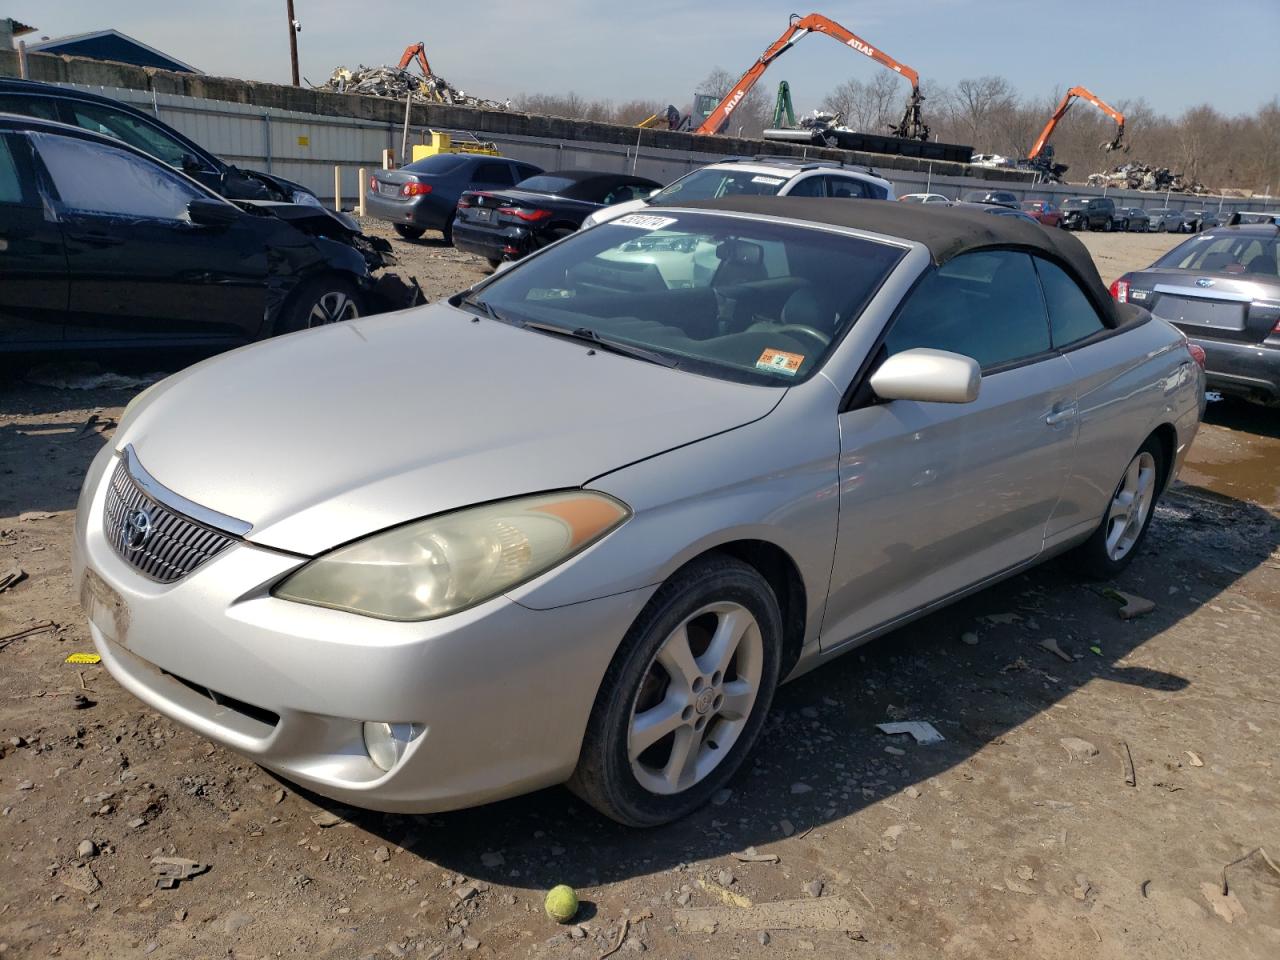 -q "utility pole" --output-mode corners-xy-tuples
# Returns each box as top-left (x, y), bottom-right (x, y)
(286, 0), (300, 87)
